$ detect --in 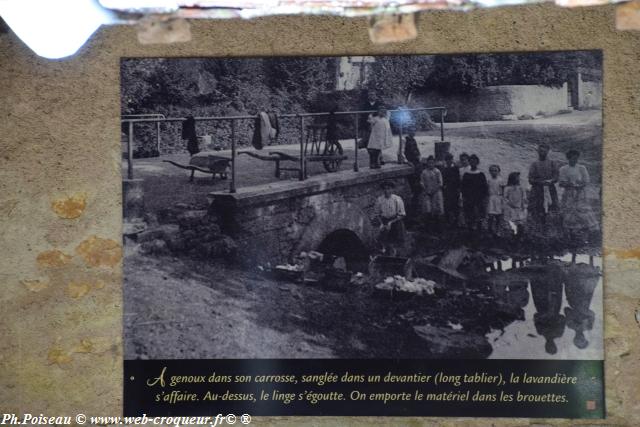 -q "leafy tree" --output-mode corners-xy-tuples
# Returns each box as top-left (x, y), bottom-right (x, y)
(365, 55), (435, 105)
(263, 57), (337, 110)
(423, 51), (601, 93)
